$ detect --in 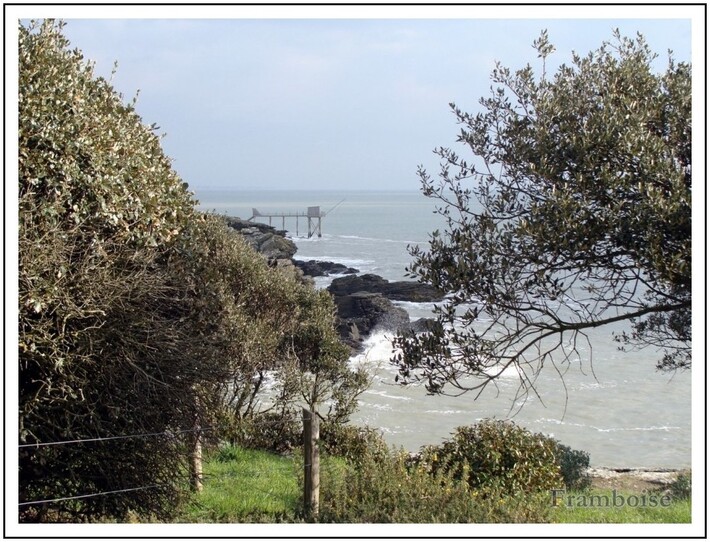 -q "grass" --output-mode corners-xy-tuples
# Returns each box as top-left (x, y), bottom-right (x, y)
(177, 446), (300, 523)
(549, 489), (691, 523)
(175, 445), (691, 524)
